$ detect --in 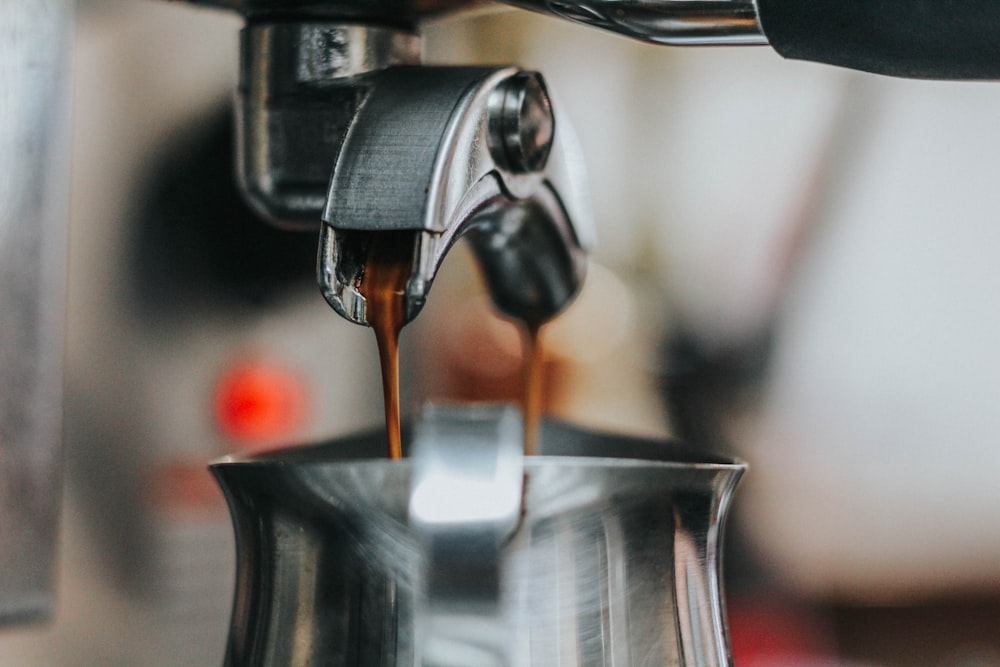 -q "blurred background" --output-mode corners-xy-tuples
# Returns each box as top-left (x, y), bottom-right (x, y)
(3, 0), (1000, 664)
